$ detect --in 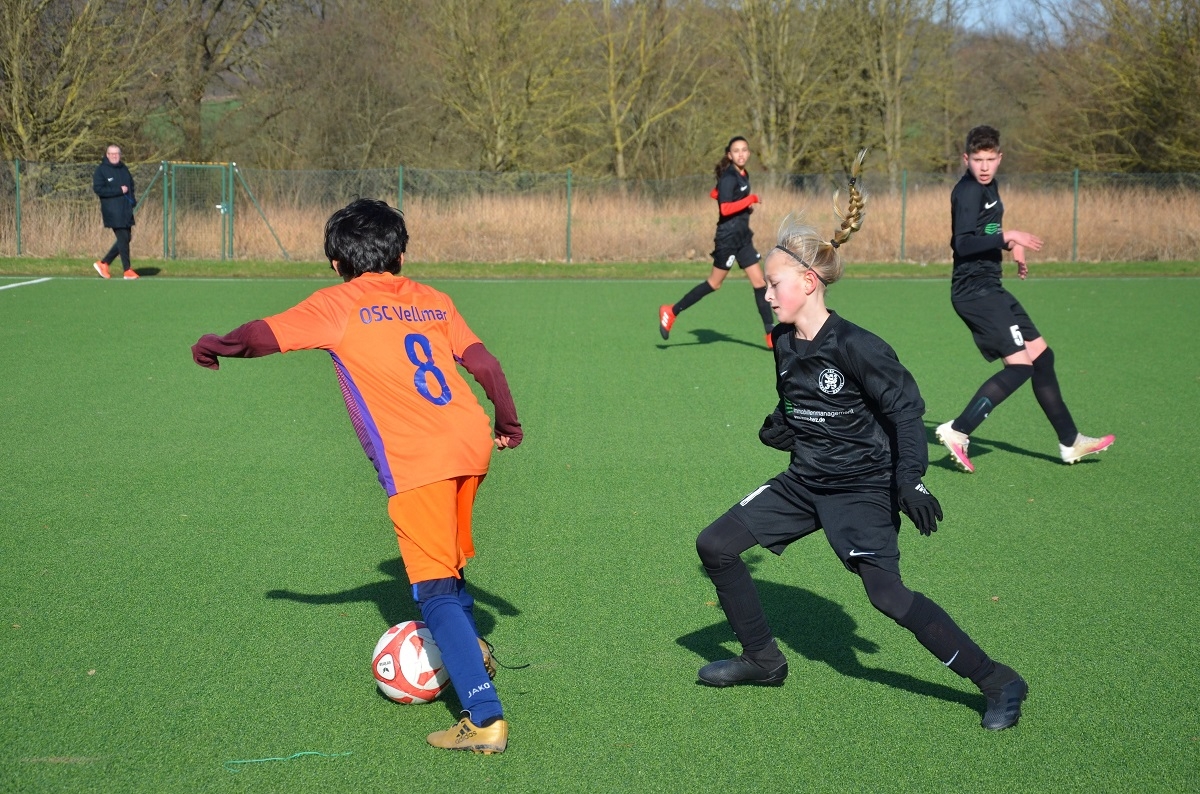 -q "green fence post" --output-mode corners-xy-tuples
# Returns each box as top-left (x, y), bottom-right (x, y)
(1072, 169), (1079, 262)
(161, 162), (169, 259)
(227, 162), (235, 260)
(169, 163), (177, 259)
(397, 165), (404, 212)
(899, 169), (907, 262)
(565, 168), (573, 263)
(13, 160), (21, 256)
